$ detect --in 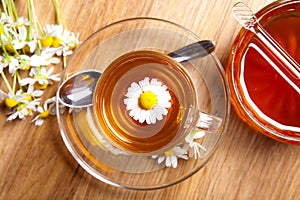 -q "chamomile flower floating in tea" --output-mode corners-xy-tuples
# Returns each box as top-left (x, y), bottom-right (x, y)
(124, 77), (172, 124)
